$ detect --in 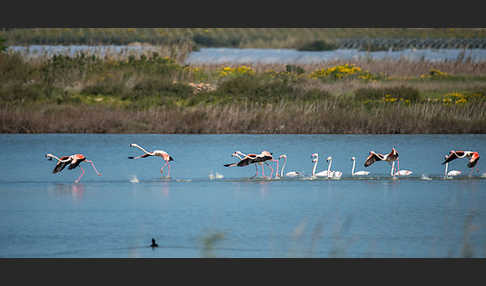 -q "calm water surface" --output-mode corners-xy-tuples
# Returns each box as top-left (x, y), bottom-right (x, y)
(9, 46), (486, 64)
(1, 134), (485, 258)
